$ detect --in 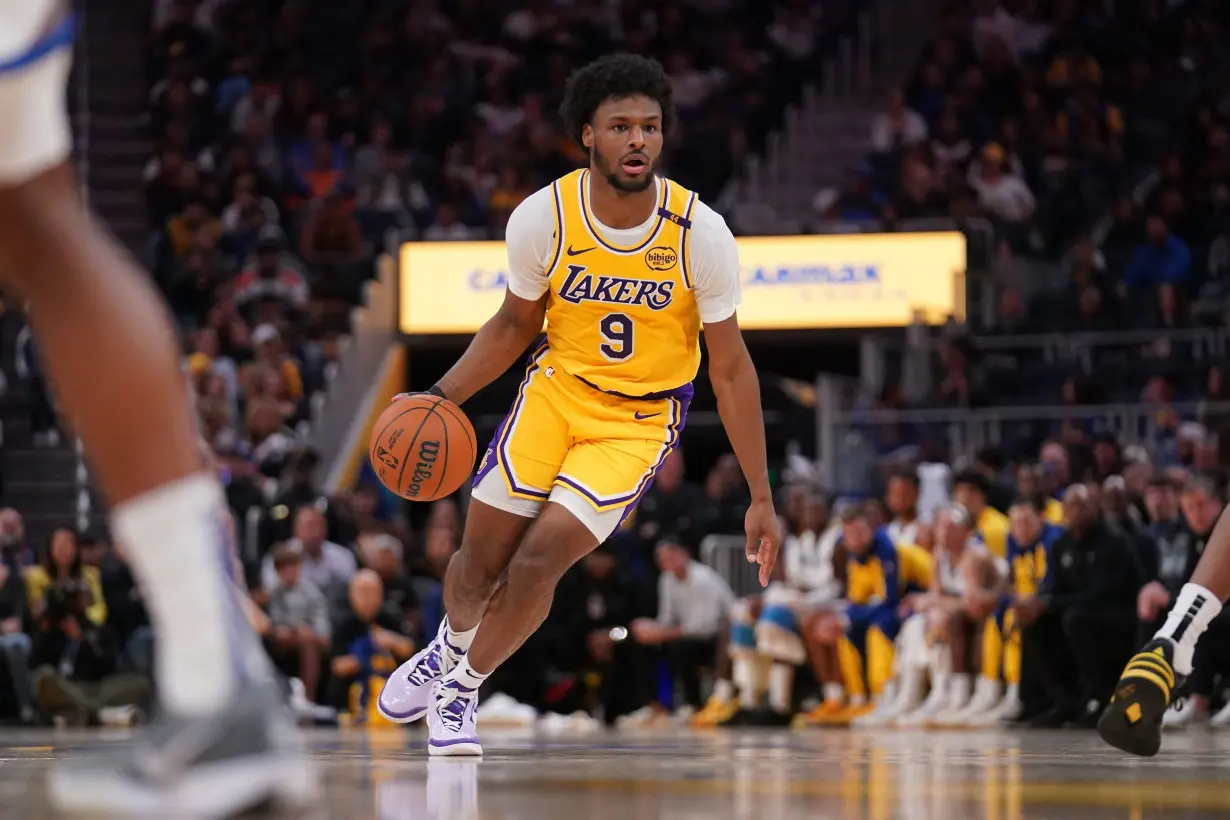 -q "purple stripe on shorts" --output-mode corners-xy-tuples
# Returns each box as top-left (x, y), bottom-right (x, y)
(553, 382), (693, 518)
(472, 337), (551, 498)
